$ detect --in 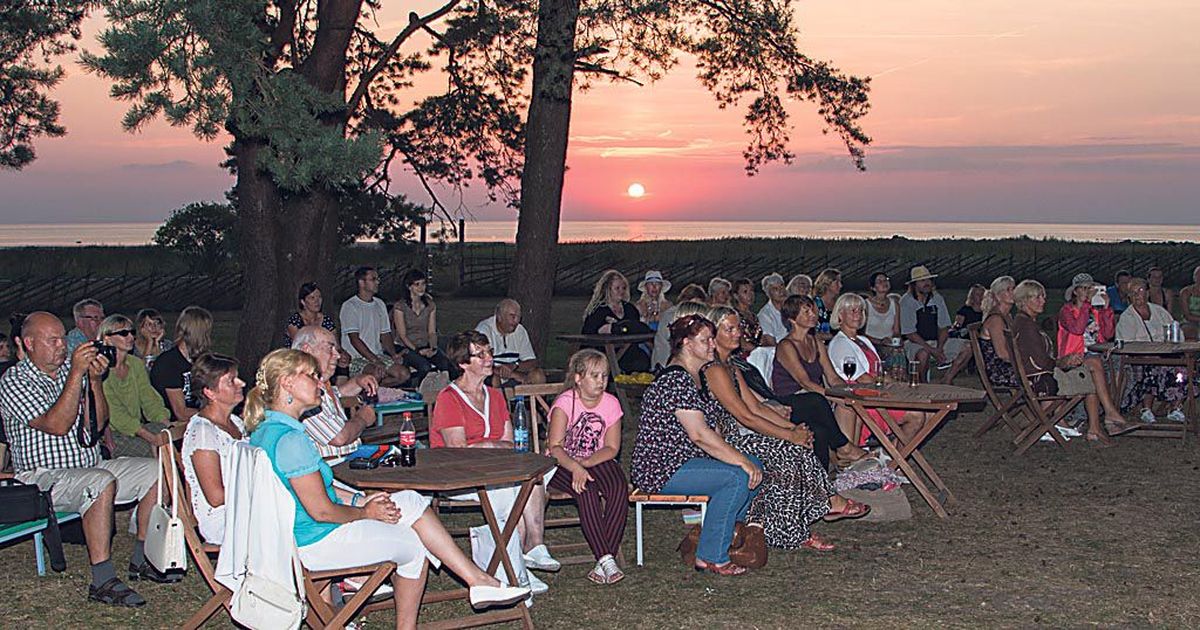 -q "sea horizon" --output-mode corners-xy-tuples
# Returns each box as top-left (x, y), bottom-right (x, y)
(1, 219), (1199, 247)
